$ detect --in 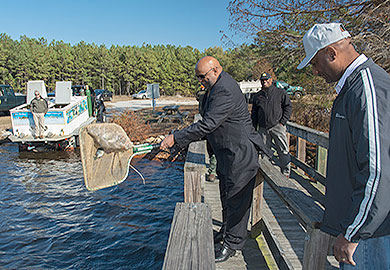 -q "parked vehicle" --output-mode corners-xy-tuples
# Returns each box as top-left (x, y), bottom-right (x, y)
(274, 81), (305, 98)
(132, 90), (148, 99)
(0, 85), (26, 113)
(94, 89), (112, 101)
(132, 84), (160, 100)
(238, 80), (262, 103)
(71, 85), (88, 96)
